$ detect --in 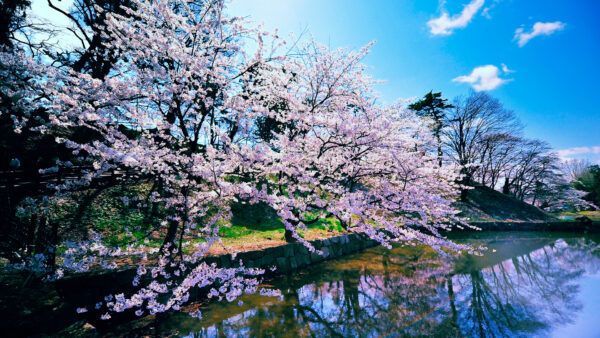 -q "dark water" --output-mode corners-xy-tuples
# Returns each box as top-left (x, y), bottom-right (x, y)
(118, 232), (600, 337)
